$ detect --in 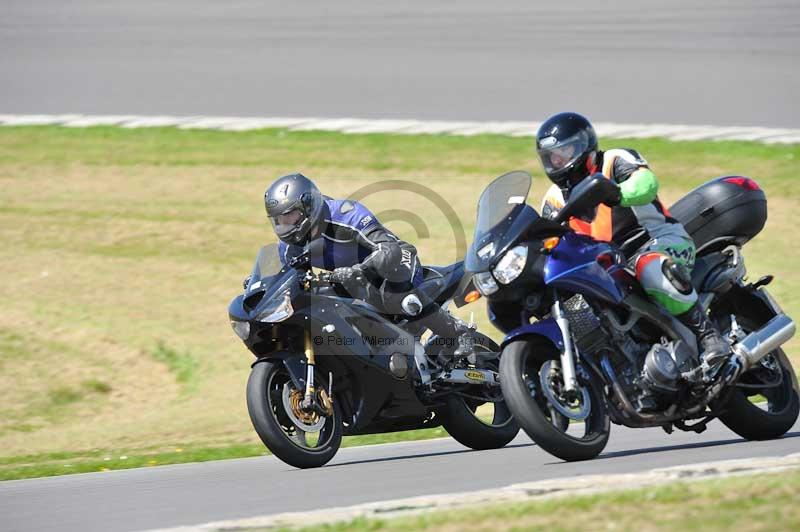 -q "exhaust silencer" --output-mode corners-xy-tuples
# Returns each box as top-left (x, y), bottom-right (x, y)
(732, 314), (795, 370)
